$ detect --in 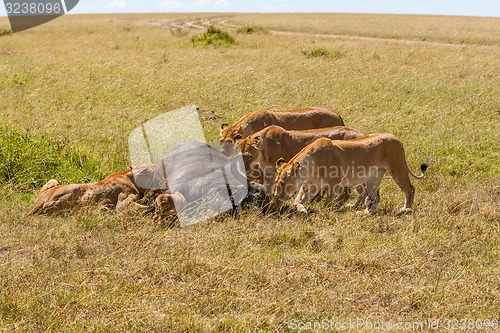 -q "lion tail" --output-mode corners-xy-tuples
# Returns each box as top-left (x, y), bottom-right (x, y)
(408, 163), (428, 180)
